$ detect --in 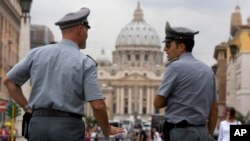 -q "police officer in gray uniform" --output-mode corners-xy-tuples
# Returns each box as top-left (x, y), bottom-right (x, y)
(154, 22), (218, 141)
(4, 7), (124, 141)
